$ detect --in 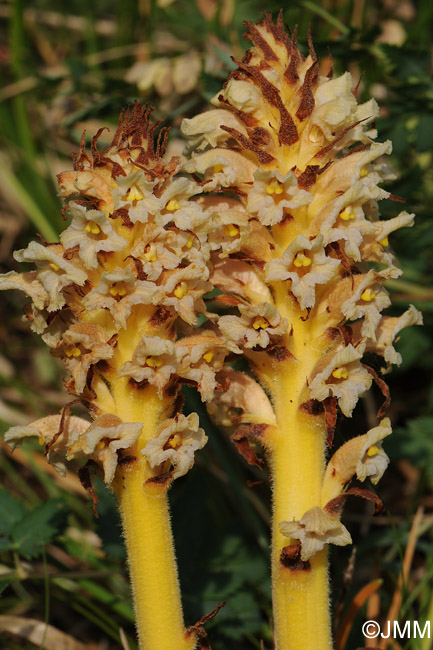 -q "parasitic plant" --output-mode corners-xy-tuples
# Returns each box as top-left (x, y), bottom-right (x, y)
(0, 105), (236, 650)
(0, 11), (423, 650)
(183, 11), (422, 650)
